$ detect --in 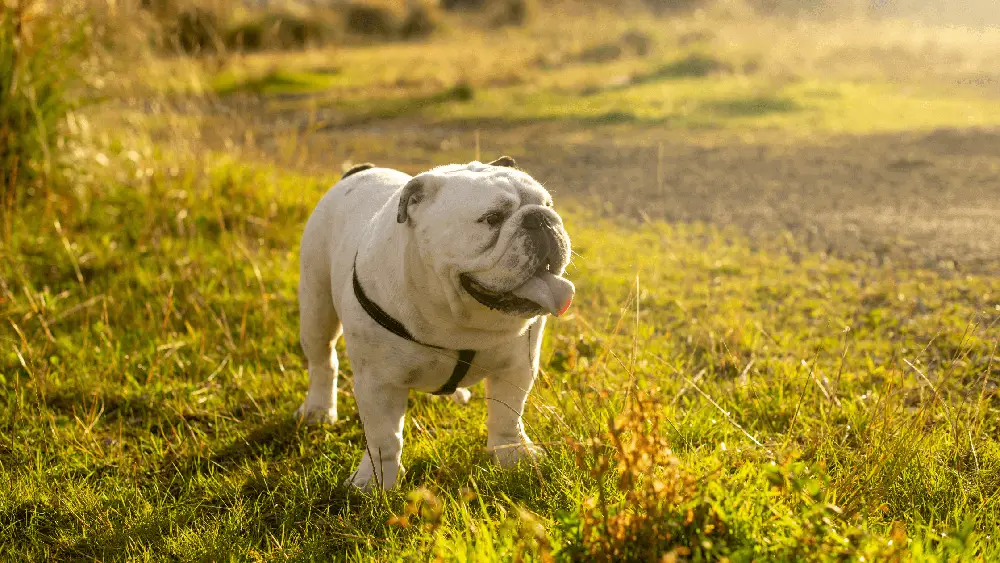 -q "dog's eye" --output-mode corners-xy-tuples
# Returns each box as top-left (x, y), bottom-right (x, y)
(479, 211), (505, 227)
(544, 200), (553, 207)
